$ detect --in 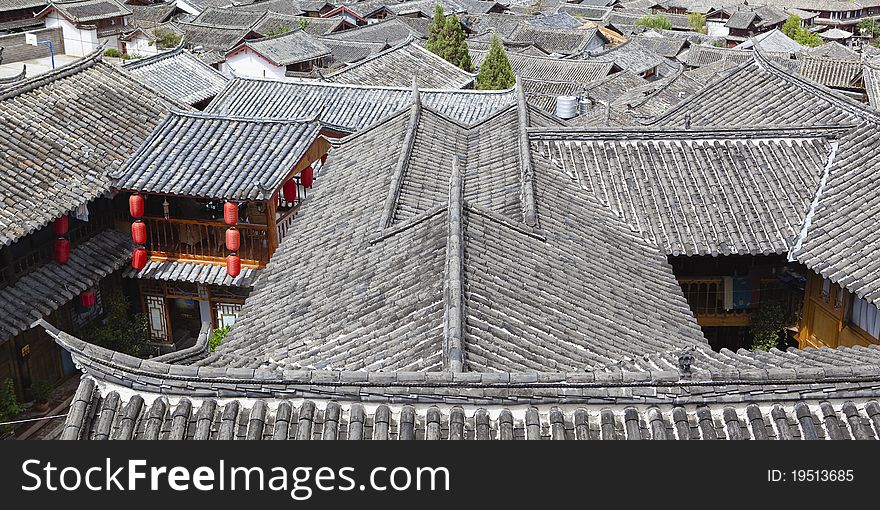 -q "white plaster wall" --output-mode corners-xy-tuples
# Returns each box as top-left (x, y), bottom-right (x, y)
(47, 14), (98, 57)
(707, 21), (729, 37)
(125, 34), (161, 57)
(224, 48), (286, 79)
